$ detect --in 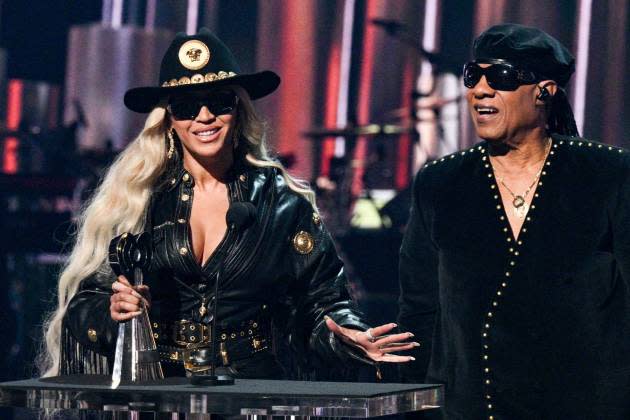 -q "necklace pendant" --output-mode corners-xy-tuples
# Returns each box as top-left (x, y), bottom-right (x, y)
(514, 201), (529, 219)
(199, 302), (207, 316)
(512, 195), (526, 208)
